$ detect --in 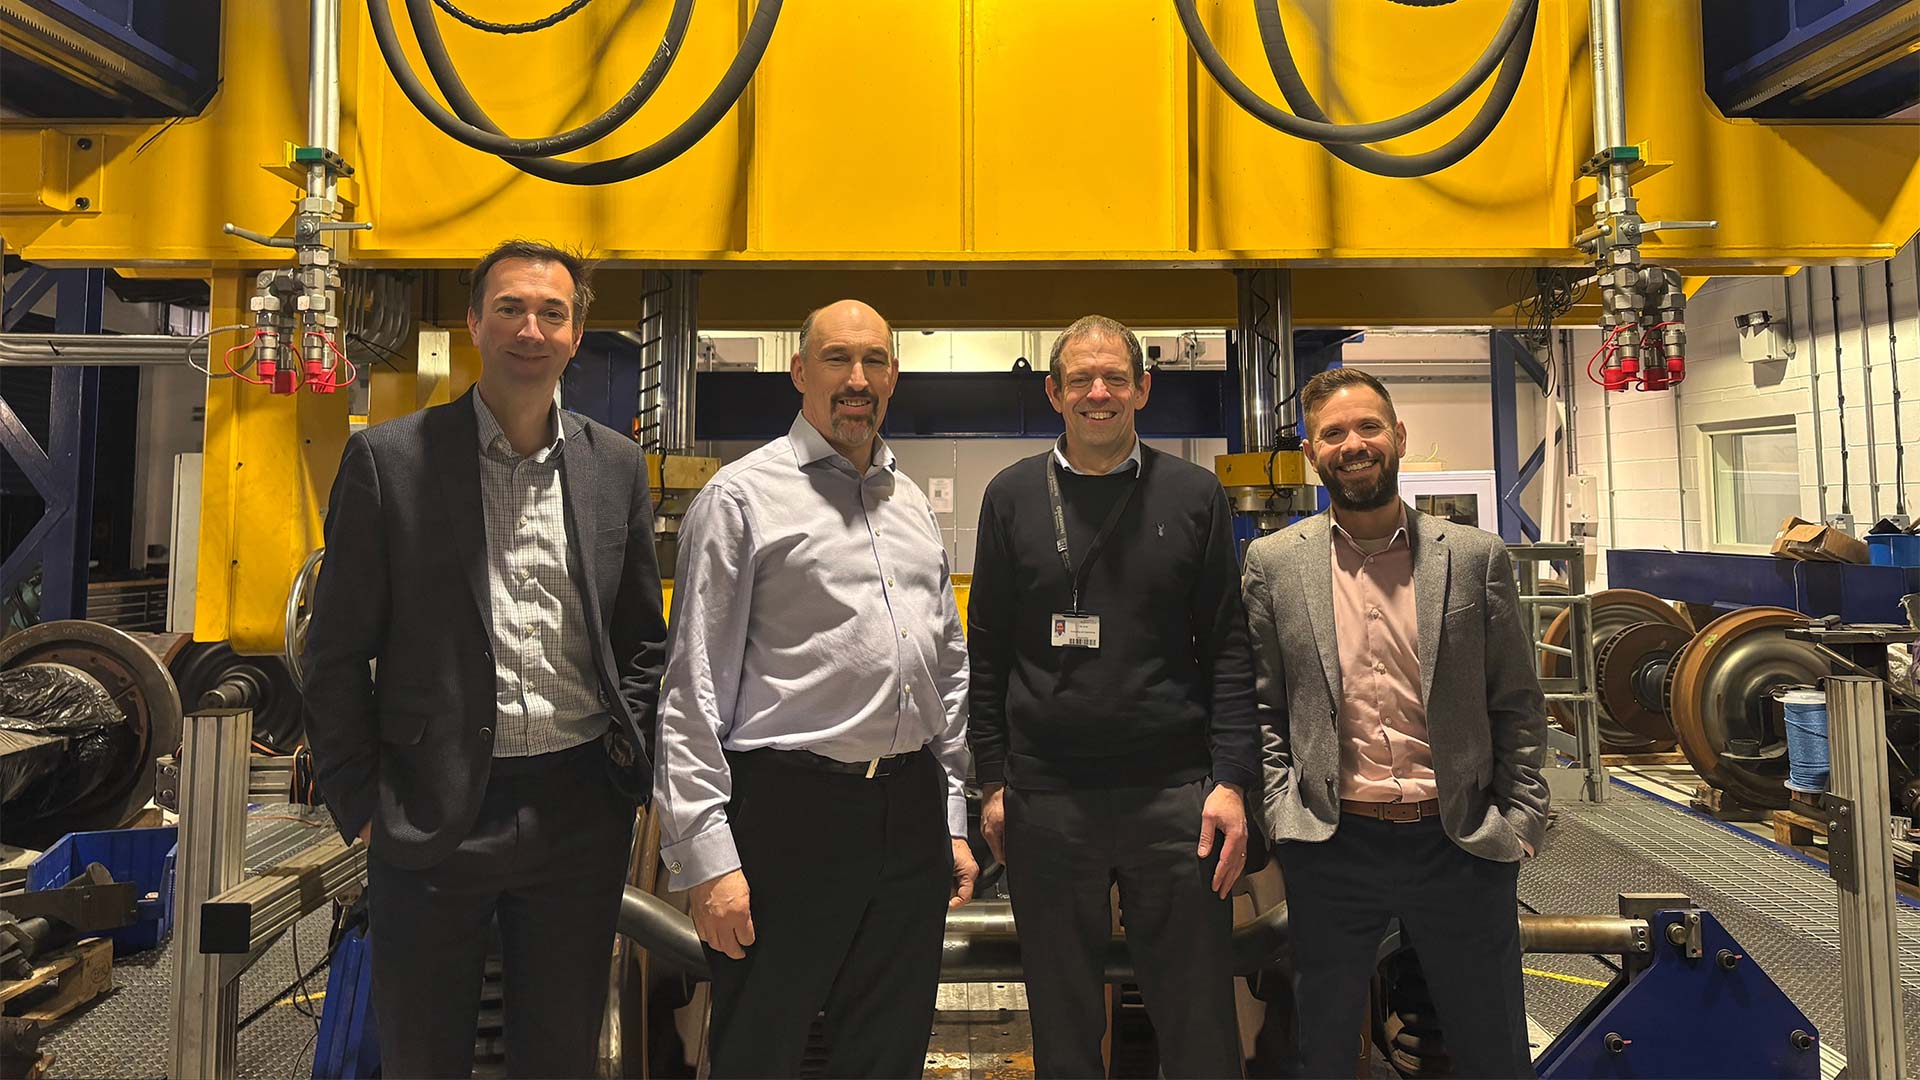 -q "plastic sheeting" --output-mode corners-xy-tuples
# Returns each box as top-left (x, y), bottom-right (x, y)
(0, 663), (129, 816)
